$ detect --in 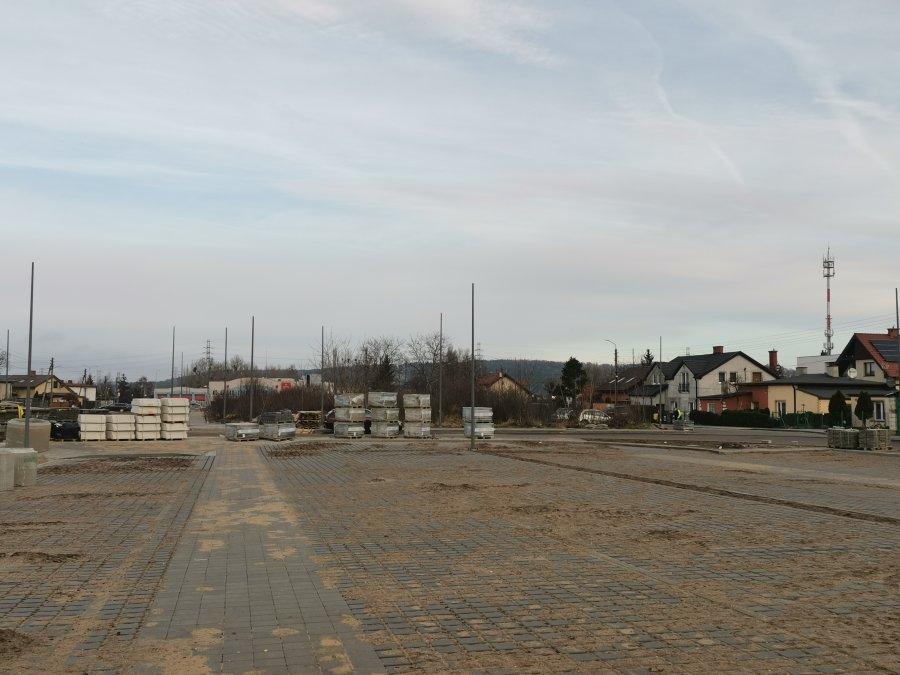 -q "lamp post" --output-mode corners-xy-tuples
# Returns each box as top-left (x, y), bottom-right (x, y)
(605, 339), (618, 410)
